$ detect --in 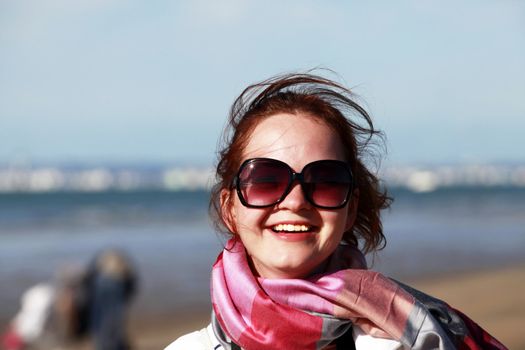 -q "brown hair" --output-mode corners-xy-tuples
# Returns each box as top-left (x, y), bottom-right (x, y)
(210, 72), (391, 253)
